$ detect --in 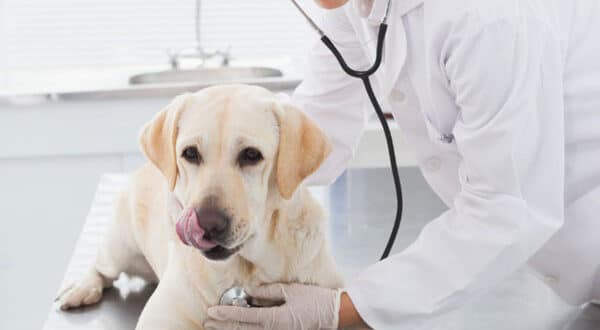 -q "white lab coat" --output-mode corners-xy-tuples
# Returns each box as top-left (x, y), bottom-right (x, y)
(293, 0), (600, 329)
